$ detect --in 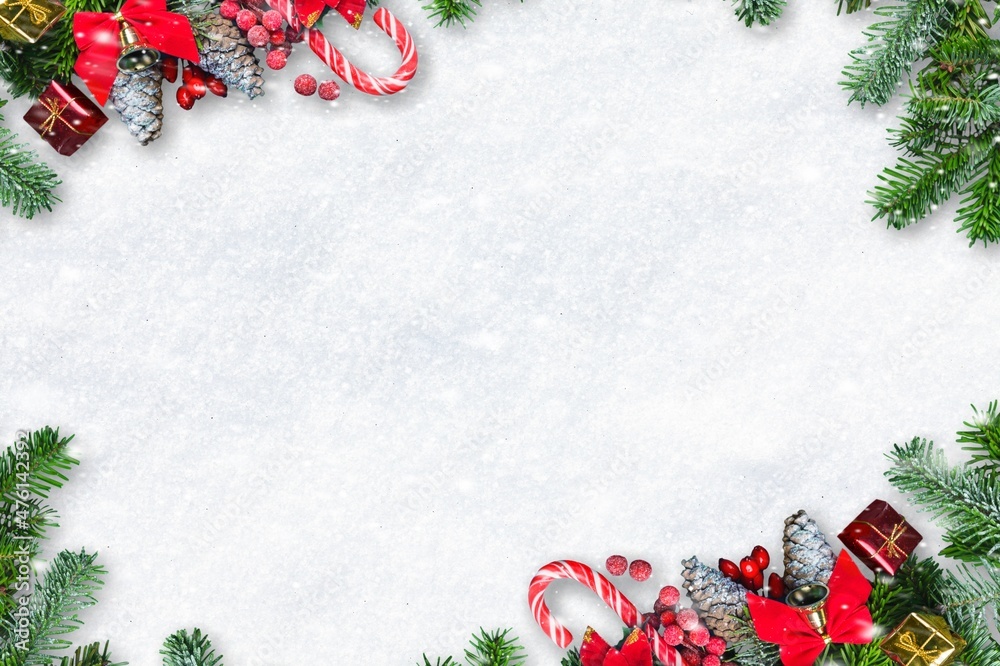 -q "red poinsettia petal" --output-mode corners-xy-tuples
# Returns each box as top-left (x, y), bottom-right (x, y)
(580, 627), (612, 666)
(619, 628), (653, 666)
